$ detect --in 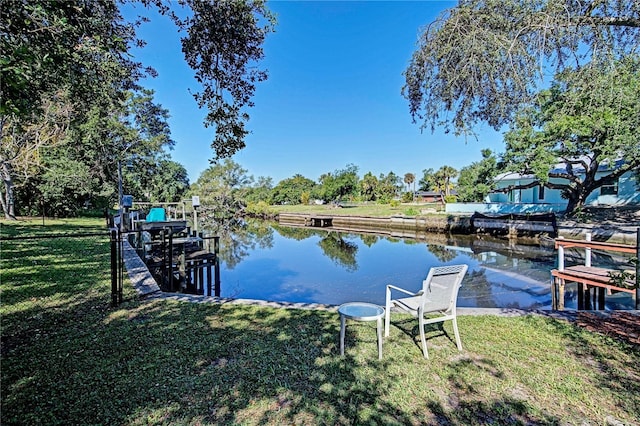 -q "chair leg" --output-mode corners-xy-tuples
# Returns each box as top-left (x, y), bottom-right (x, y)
(452, 316), (462, 351)
(419, 316), (428, 359)
(384, 292), (391, 337)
